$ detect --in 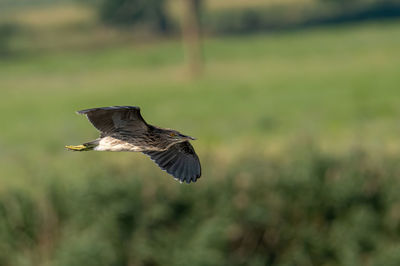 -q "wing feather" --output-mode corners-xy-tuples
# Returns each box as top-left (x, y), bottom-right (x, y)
(143, 141), (201, 183)
(77, 106), (148, 134)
